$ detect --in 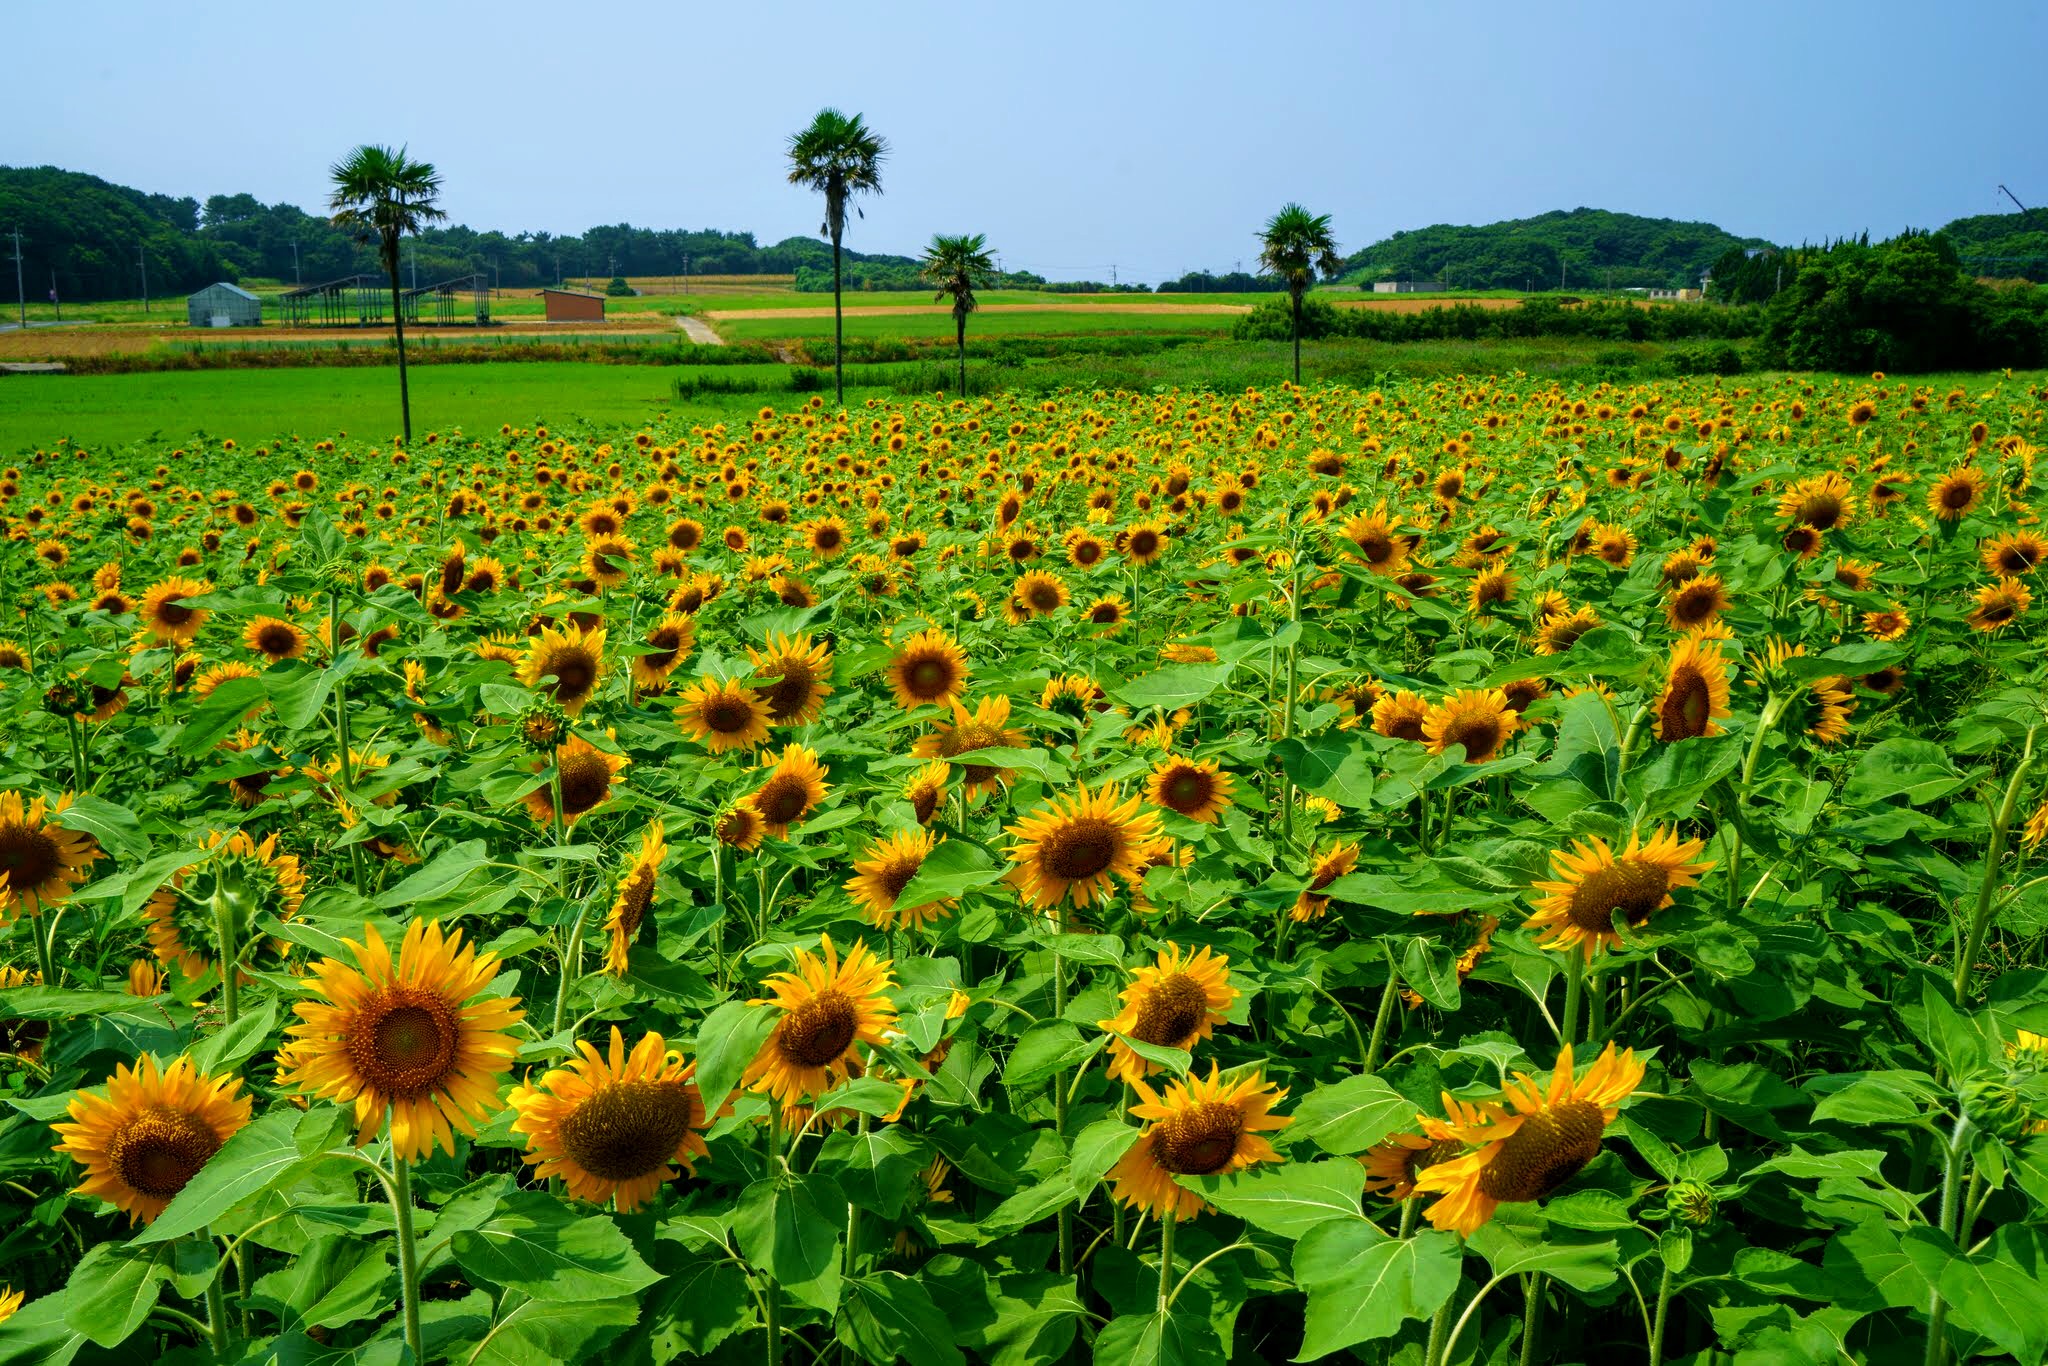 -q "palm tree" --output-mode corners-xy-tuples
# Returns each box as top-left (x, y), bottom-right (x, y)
(1257, 204), (1342, 386)
(786, 109), (887, 405)
(920, 233), (996, 396)
(329, 145), (446, 444)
